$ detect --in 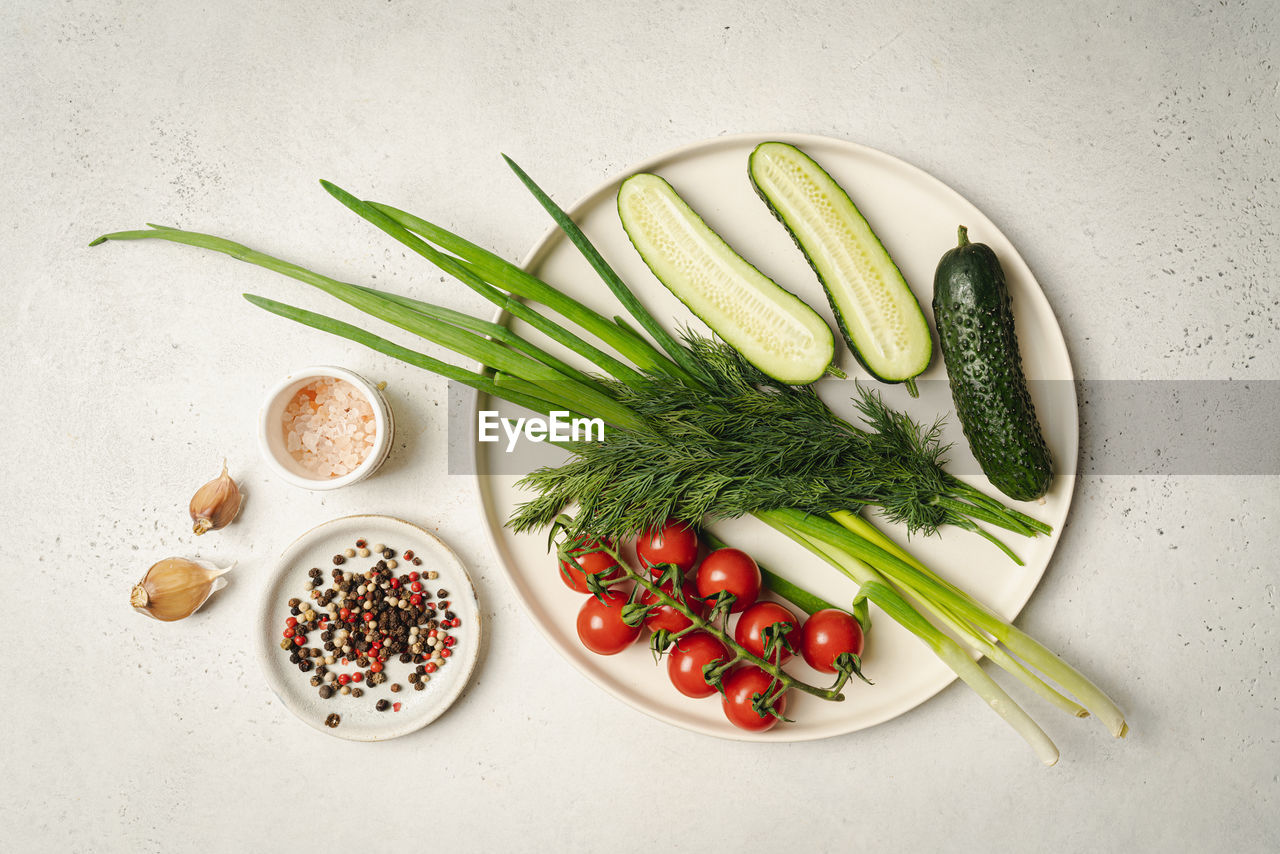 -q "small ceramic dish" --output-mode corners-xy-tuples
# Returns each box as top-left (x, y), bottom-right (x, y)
(256, 515), (482, 741)
(258, 365), (393, 490)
